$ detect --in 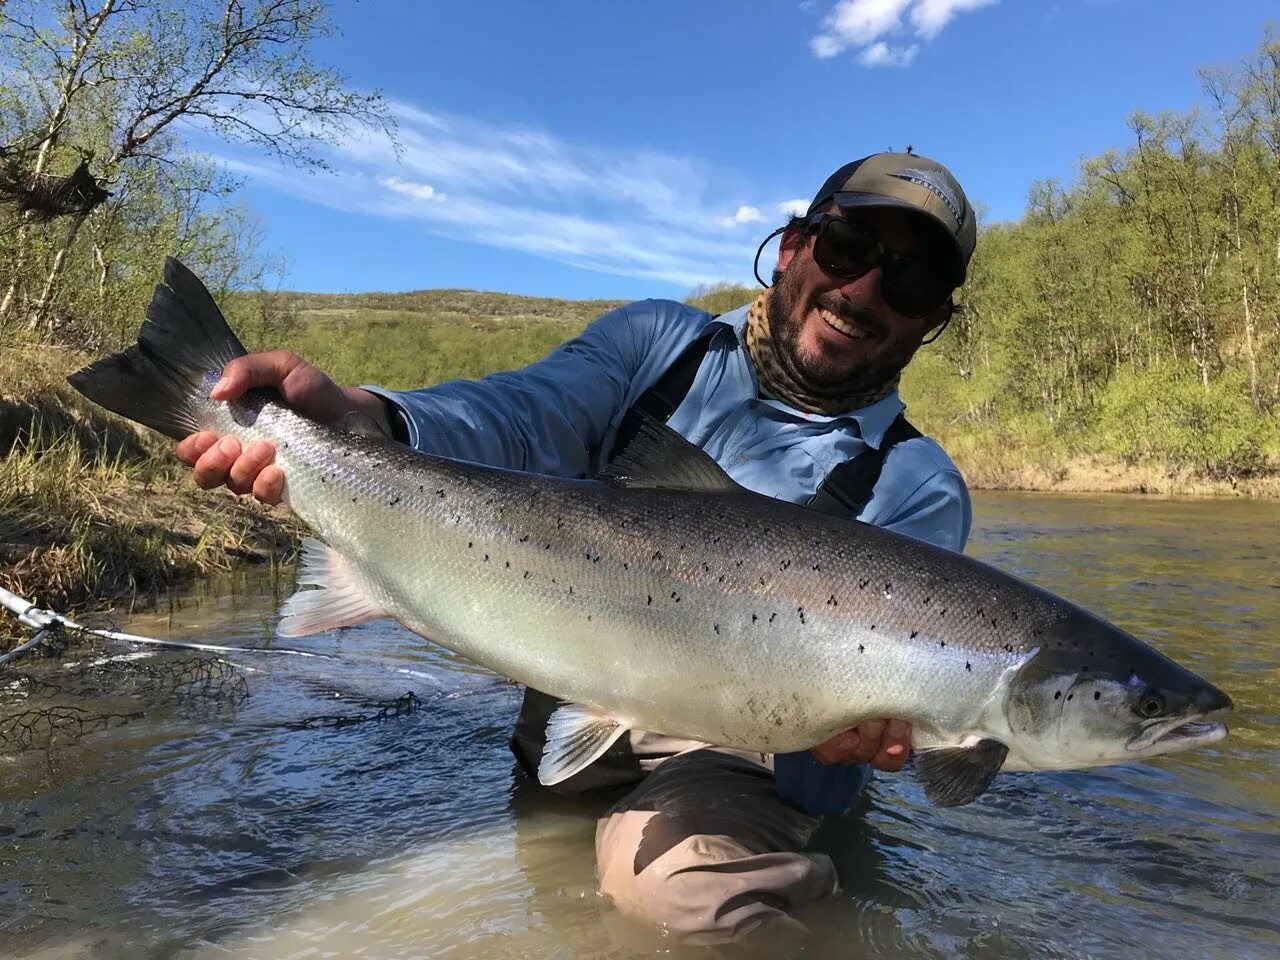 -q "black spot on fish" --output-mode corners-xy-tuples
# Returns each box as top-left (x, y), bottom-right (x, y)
(468, 542), (473, 549)
(623, 562), (629, 570)
(910, 630), (918, 639)
(519, 534), (529, 542)
(812, 563), (821, 571)
(671, 591), (680, 602)
(436, 488), (445, 498)
(647, 595), (653, 605)
(991, 618), (998, 628)
(484, 554), (489, 562)
(858, 644), (864, 653)
(870, 624), (876, 631)
(321, 476), (327, 483)
(544, 543), (551, 550)
(523, 571), (530, 579)
(859, 578), (869, 589)
(389, 496), (400, 506)
(939, 639), (945, 648)
(735, 559), (744, 568)
(351, 497), (358, 504)
(587, 614), (592, 621)
(752, 614), (759, 623)
(769, 612), (777, 623)
(569, 586), (574, 595)
(712, 536), (721, 544)
(1094, 691), (1101, 700)
(1055, 690), (1062, 700)
(1066, 693), (1074, 701)
(714, 624), (720, 634)
(923, 596), (930, 604)
(758, 576), (767, 587)
(505, 561), (511, 568)
(826, 595), (838, 607)
(652, 550), (663, 561)
(965, 661), (972, 671)
(797, 607), (805, 624)
(703, 562), (710, 572)
(343, 451), (350, 458)
(779, 560), (790, 571)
